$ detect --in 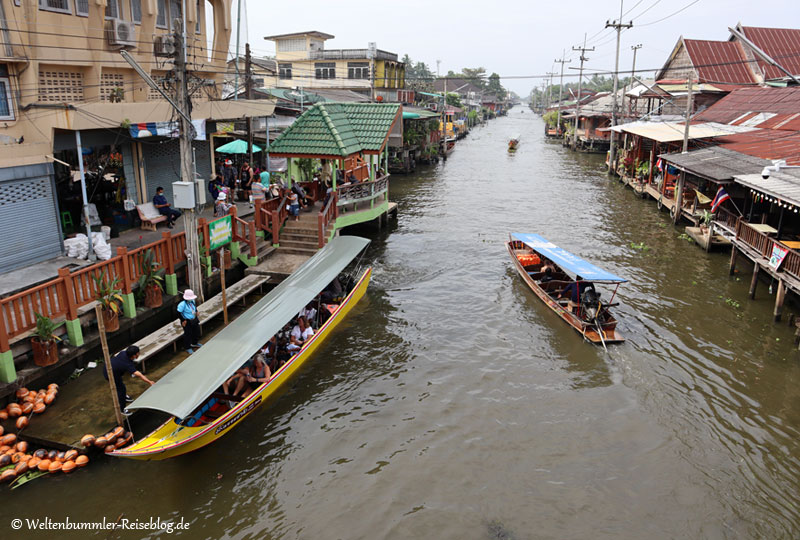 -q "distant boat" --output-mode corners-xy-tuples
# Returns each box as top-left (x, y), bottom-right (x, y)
(506, 233), (625, 346)
(508, 134), (520, 152)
